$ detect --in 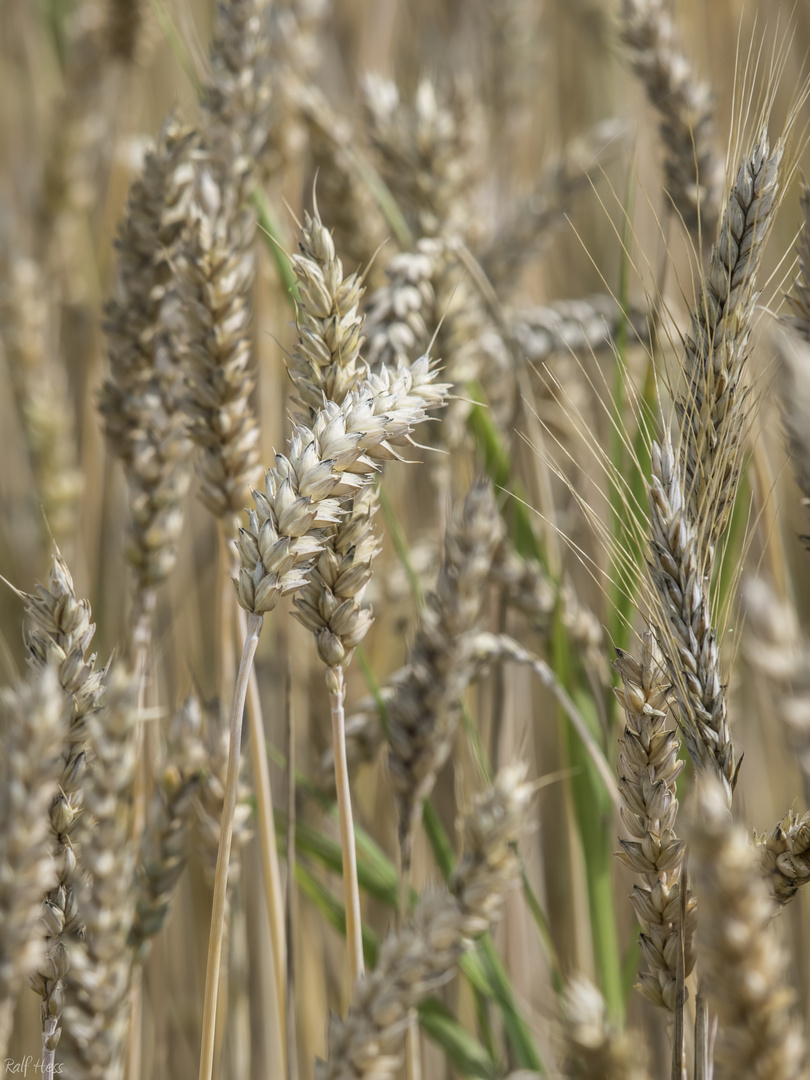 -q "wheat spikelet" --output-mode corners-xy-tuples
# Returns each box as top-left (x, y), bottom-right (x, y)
(754, 811), (810, 906)
(364, 246), (437, 371)
(488, 536), (604, 665)
(201, 0), (274, 170)
(315, 765), (531, 1080)
(293, 484), (380, 670)
(689, 778), (805, 1080)
(614, 634), (695, 1010)
(0, 666), (65, 1058)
